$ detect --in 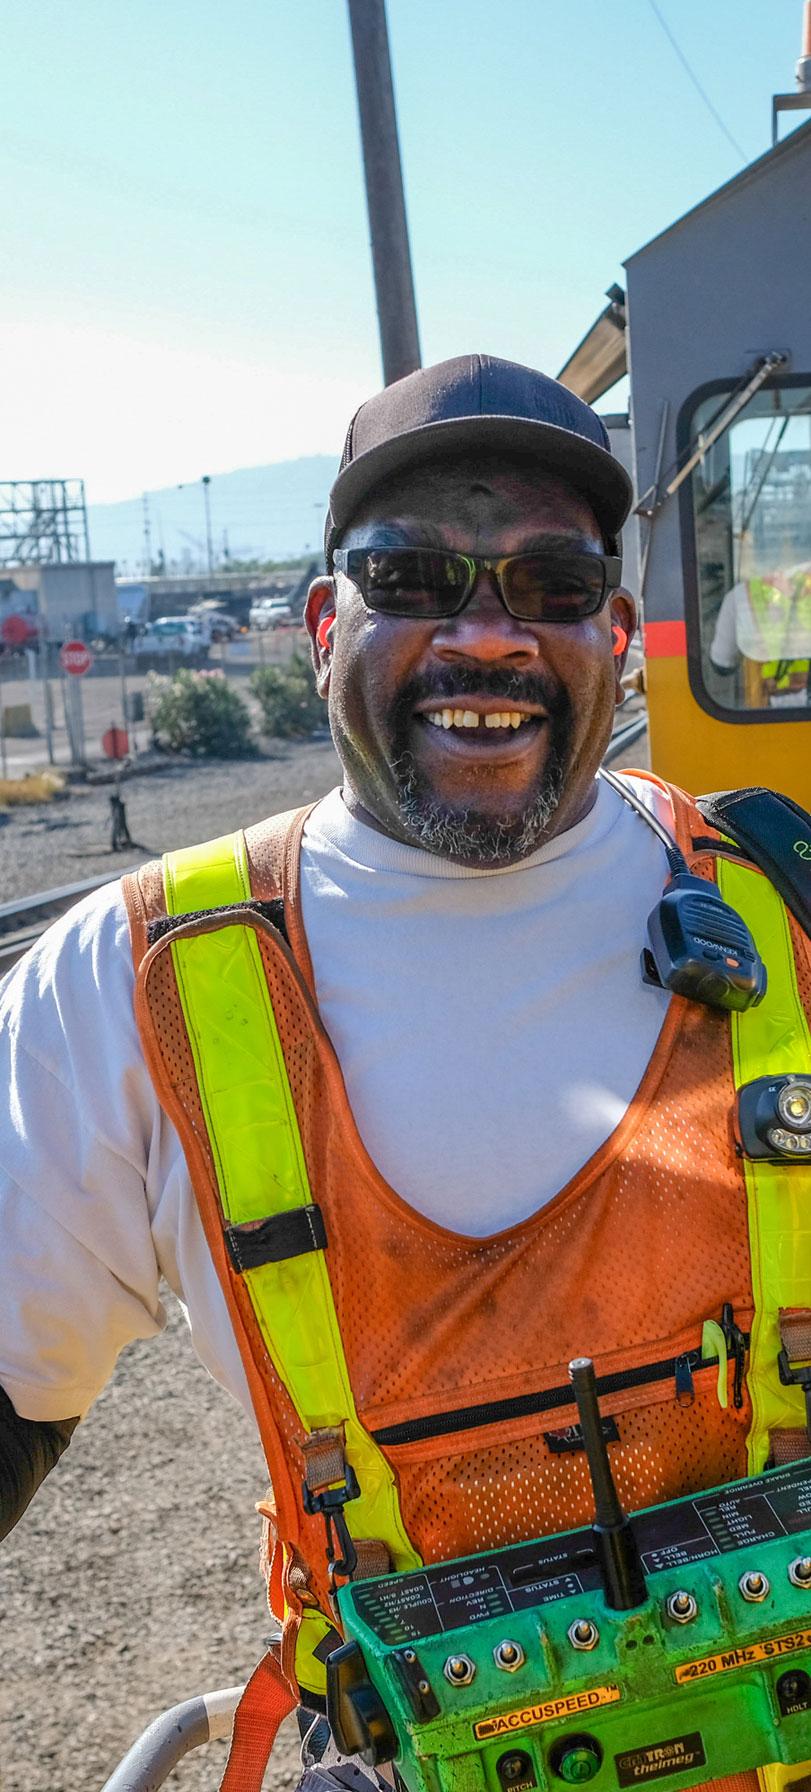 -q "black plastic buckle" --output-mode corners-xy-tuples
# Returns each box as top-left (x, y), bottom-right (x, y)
(778, 1348), (811, 1441)
(302, 1462), (360, 1580)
